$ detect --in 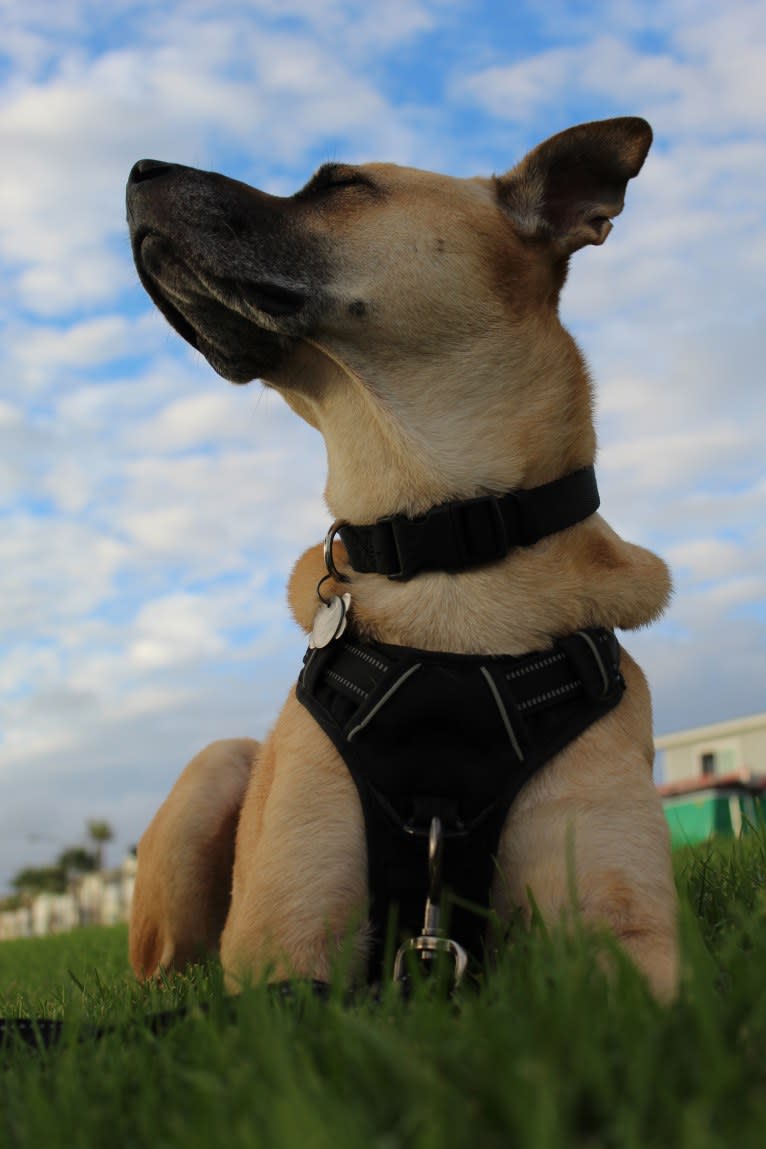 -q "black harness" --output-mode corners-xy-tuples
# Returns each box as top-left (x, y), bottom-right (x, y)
(295, 465), (625, 981)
